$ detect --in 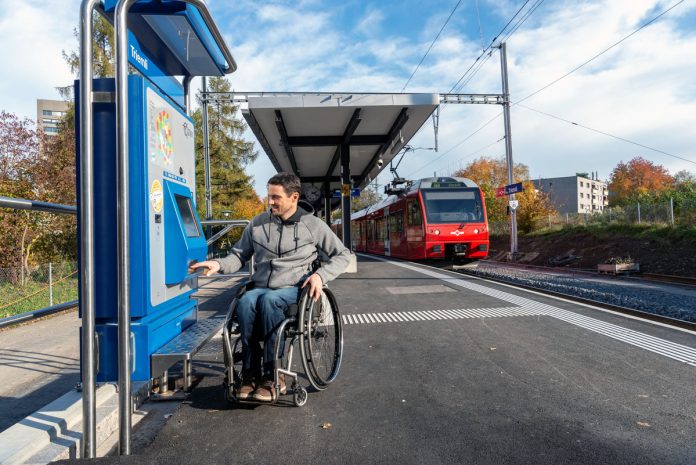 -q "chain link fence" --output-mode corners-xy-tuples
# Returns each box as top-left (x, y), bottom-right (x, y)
(490, 198), (696, 236)
(0, 262), (78, 318)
